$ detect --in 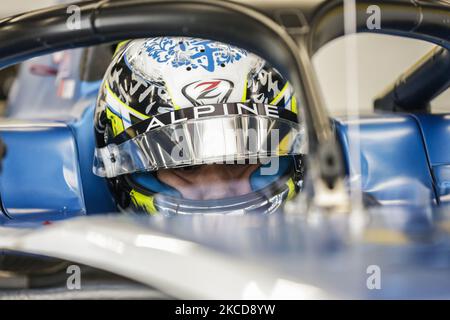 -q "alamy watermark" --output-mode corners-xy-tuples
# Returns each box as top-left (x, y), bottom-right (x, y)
(66, 264), (81, 290)
(366, 5), (381, 30)
(66, 5), (81, 30)
(168, 127), (303, 176)
(366, 264), (381, 290)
